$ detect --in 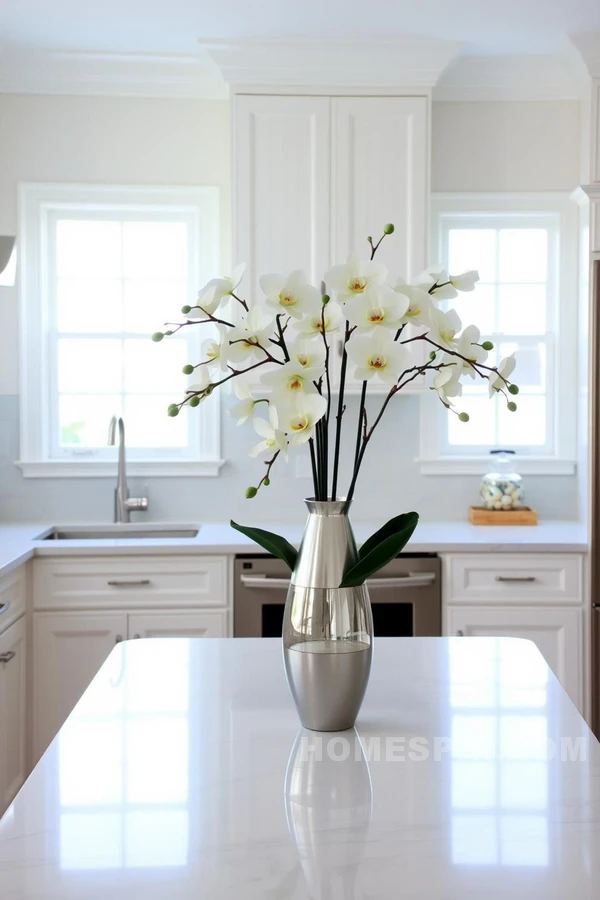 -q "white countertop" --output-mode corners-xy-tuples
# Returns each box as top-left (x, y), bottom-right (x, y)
(1, 636), (598, 899)
(0, 519), (588, 578)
